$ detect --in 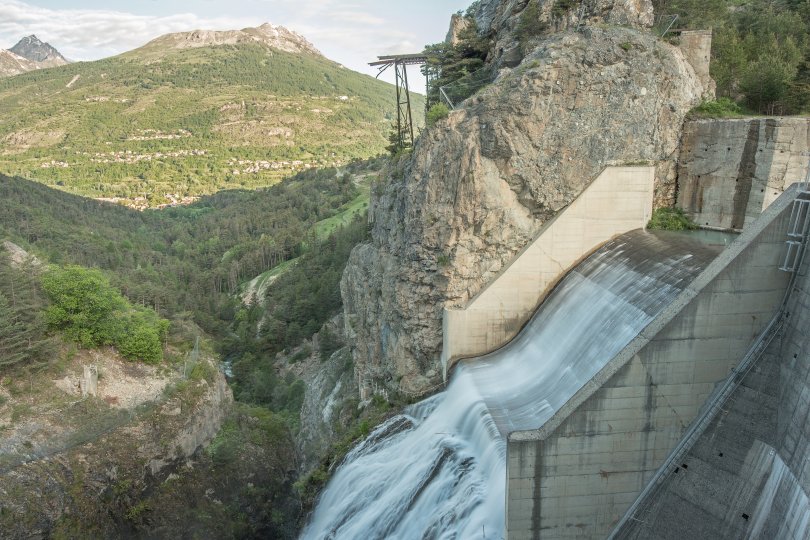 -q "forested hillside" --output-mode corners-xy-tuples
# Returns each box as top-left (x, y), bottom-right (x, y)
(657, 0), (810, 114)
(0, 154), (384, 536)
(1, 161), (377, 374)
(0, 31), (418, 206)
